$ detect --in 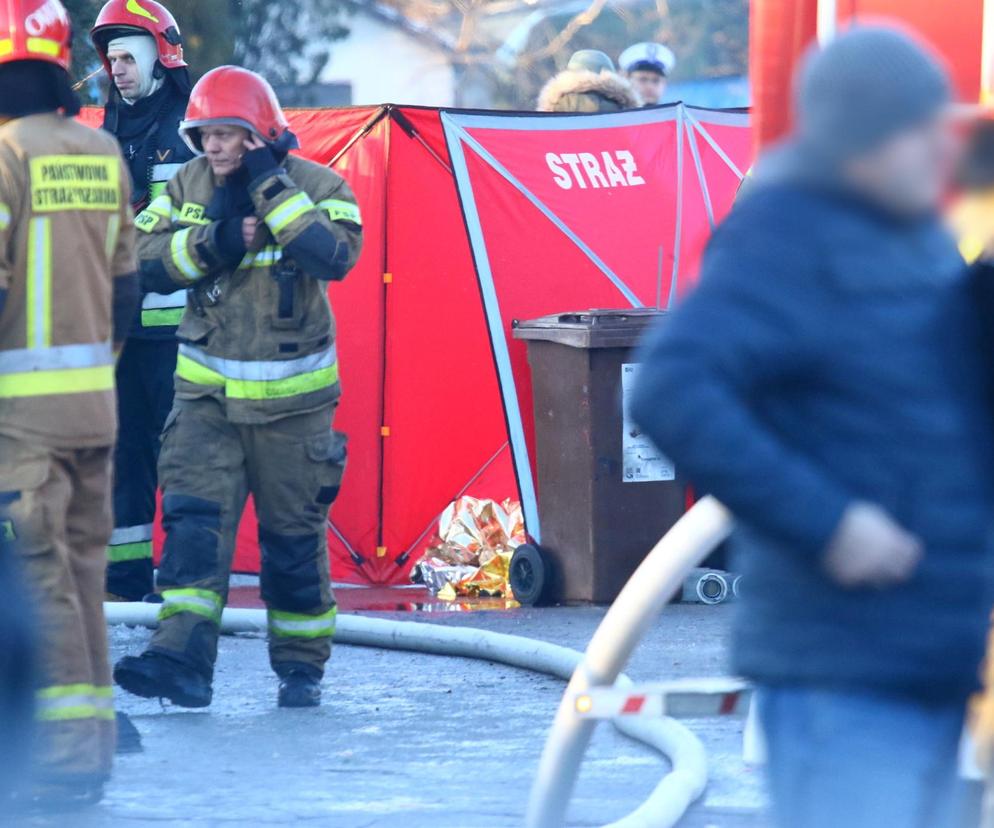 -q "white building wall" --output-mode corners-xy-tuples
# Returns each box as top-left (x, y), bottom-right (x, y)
(320, 15), (456, 106)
